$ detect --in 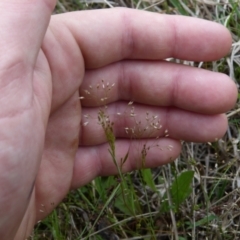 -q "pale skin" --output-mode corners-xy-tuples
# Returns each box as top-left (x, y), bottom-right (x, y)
(0, 1), (237, 239)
